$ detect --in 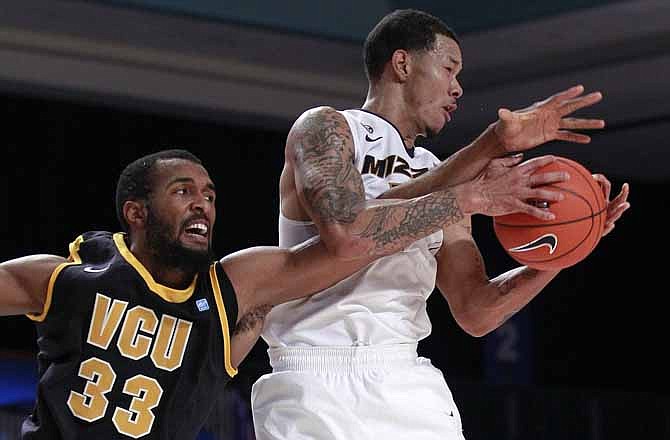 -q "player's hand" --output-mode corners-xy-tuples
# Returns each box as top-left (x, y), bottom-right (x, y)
(493, 85), (605, 153)
(592, 174), (630, 236)
(458, 155), (569, 221)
